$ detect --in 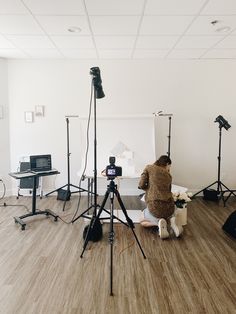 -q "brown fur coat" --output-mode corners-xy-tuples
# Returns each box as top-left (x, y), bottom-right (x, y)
(138, 164), (175, 219)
